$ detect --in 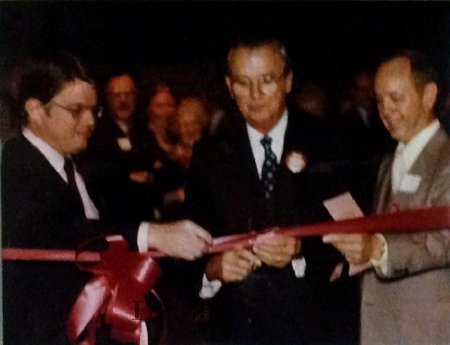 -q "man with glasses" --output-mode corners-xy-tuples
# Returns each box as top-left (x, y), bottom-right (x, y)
(185, 37), (344, 344)
(2, 52), (212, 345)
